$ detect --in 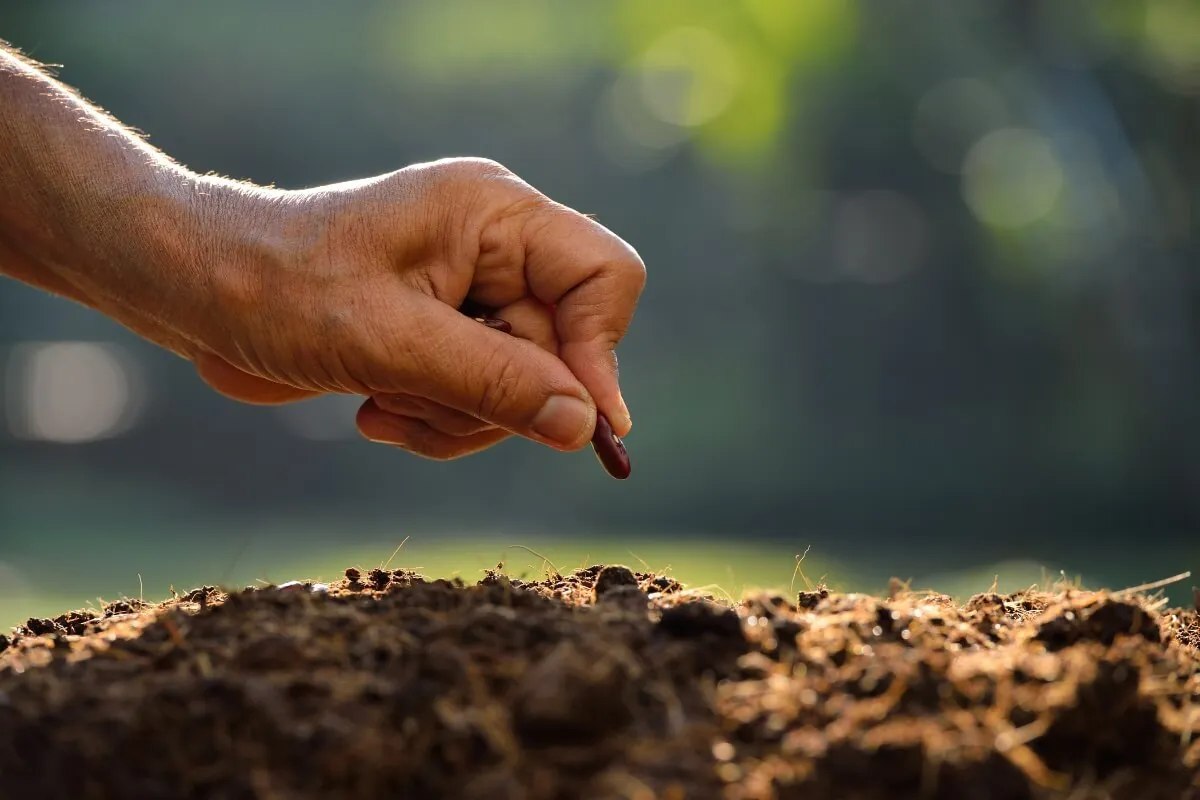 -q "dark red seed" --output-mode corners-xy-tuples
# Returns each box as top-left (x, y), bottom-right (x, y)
(591, 413), (631, 480)
(477, 316), (512, 334)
